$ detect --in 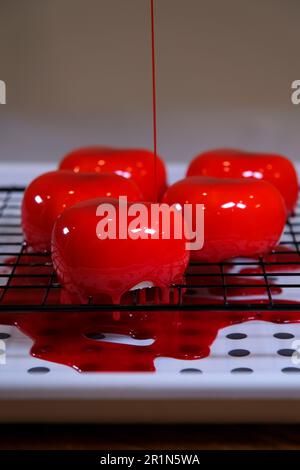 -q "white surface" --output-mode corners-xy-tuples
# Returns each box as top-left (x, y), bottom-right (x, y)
(0, 162), (300, 423)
